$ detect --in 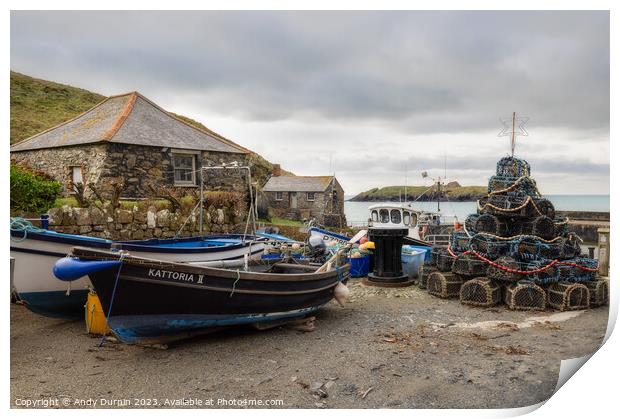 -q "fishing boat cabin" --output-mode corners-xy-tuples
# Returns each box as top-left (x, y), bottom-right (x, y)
(262, 170), (346, 227)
